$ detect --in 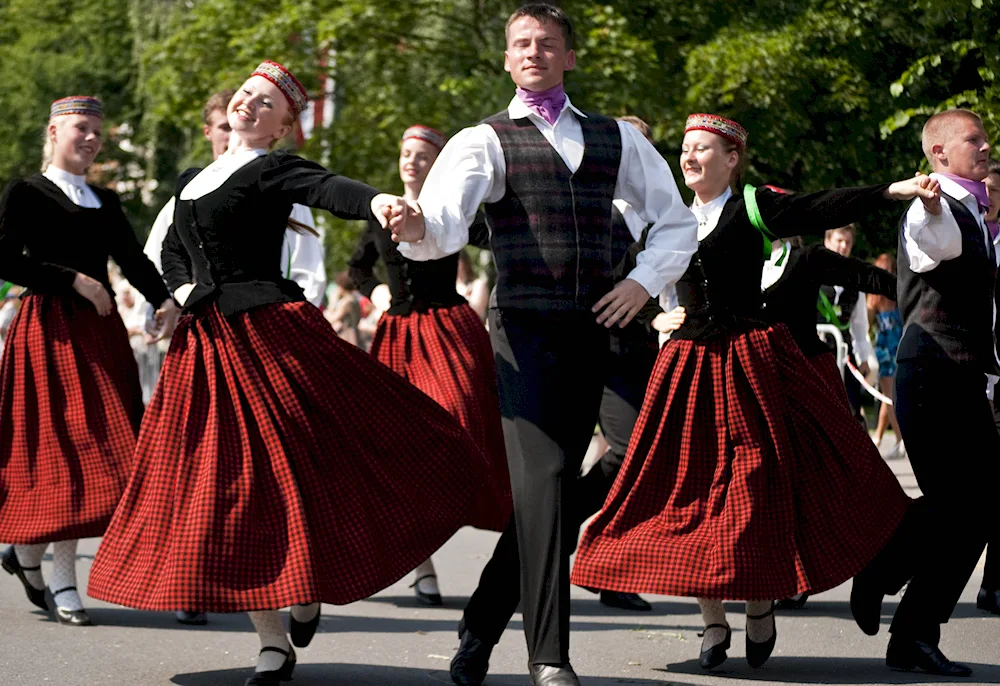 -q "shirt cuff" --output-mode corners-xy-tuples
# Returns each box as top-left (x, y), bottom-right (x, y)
(624, 264), (663, 299)
(173, 283), (195, 306)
